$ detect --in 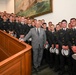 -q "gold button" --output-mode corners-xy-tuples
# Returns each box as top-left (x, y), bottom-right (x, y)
(72, 38), (74, 40)
(62, 38), (64, 39)
(73, 41), (74, 43)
